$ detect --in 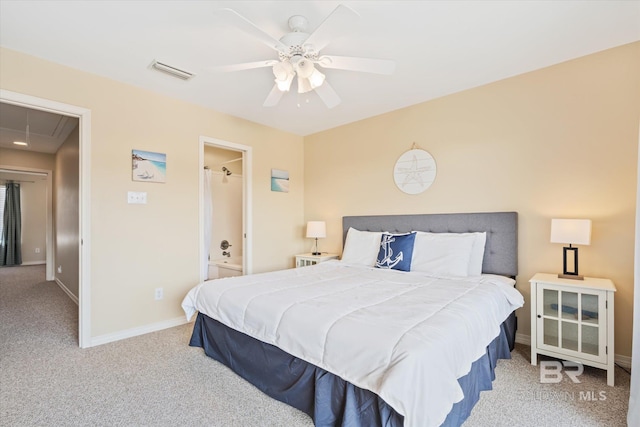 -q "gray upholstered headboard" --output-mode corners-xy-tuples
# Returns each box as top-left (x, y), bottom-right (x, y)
(342, 212), (518, 277)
